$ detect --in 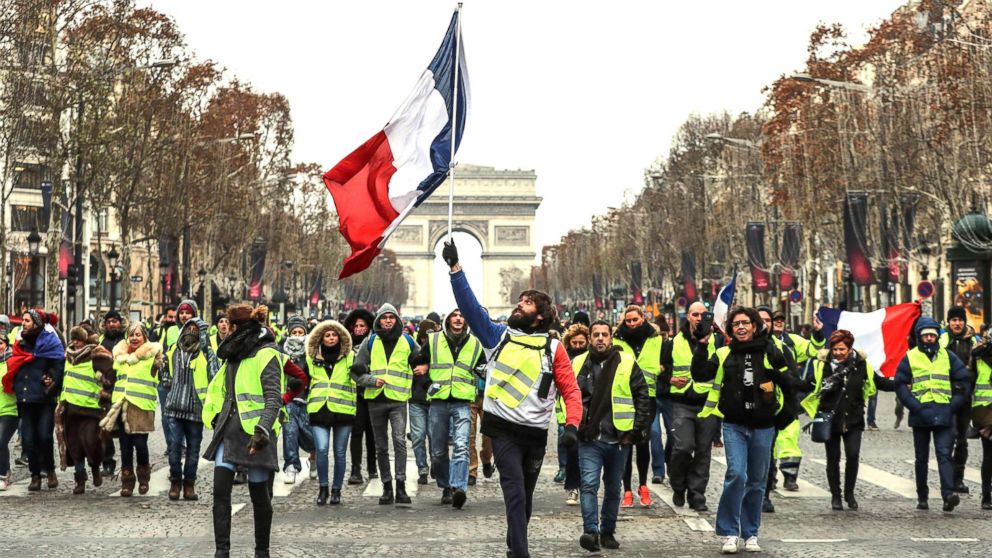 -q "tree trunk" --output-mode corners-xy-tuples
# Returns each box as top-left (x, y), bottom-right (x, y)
(44, 174), (65, 319)
(120, 224), (132, 317)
